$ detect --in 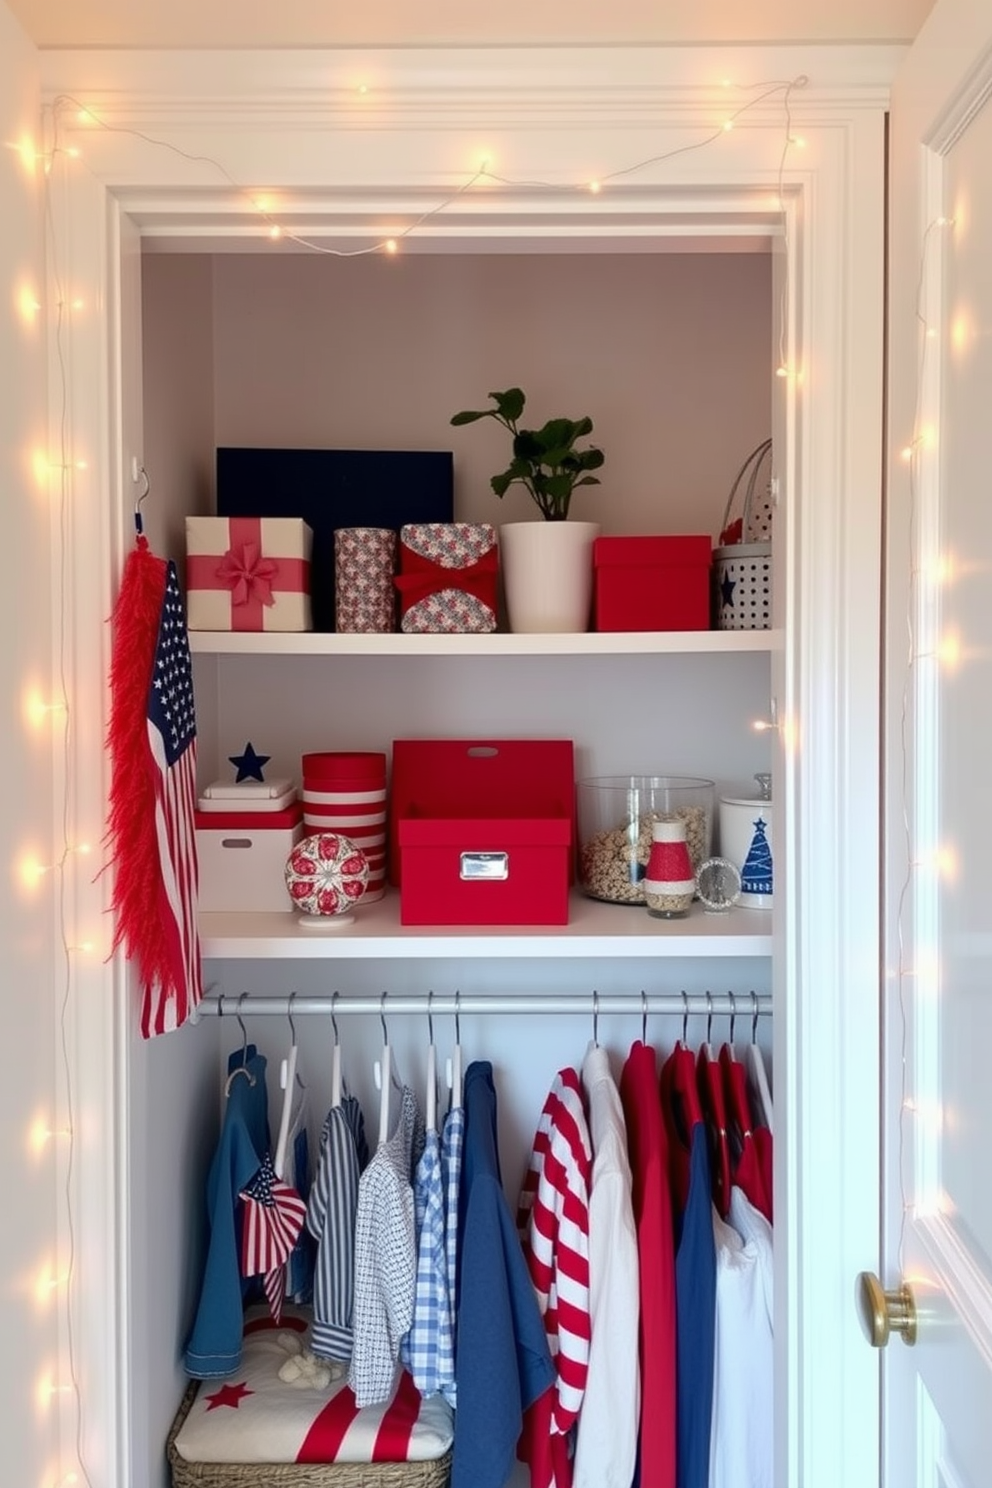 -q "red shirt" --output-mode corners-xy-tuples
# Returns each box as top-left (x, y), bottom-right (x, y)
(619, 1041), (676, 1488)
